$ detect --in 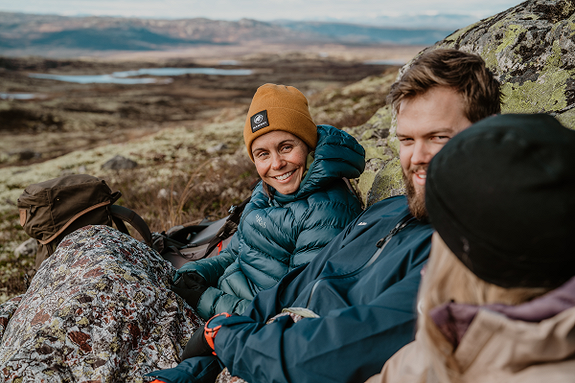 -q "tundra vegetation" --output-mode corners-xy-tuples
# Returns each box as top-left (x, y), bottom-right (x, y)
(0, 52), (402, 302)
